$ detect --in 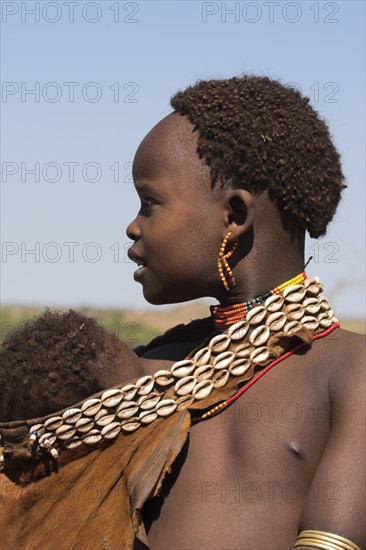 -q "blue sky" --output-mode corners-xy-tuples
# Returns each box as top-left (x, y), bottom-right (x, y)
(1, 0), (365, 318)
